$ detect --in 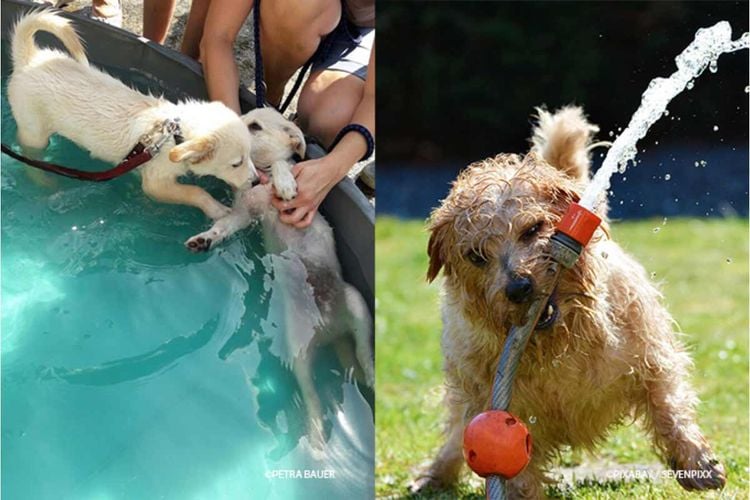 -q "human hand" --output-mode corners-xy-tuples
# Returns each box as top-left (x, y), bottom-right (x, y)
(270, 155), (348, 229)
